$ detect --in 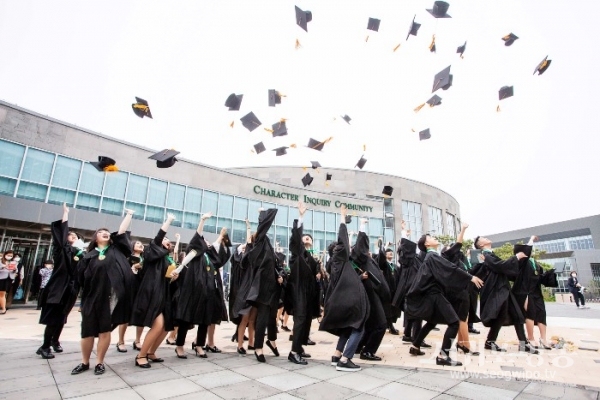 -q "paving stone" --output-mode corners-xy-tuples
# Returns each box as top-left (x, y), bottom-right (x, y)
(231, 362), (288, 379)
(361, 365), (414, 381)
(209, 354), (260, 368)
(464, 376), (530, 393)
(514, 393), (551, 400)
(57, 375), (129, 398)
(132, 377), (204, 400)
(346, 394), (383, 400)
(164, 359), (225, 376)
(0, 370), (56, 395)
(523, 382), (599, 399)
(258, 370), (320, 391)
(167, 391), (222, 400)
(51, 366), (117, 385)
(267, 357), (315, 371)
(0, 384), (62, 400)
(0, 363), (52, 381)
(327, 372), (390, 392)
(261, 393), (304, 400)
(398, 370), (463, 392)
(288, 381), (361, 400)
(119, 366), (182, 386)
(433, 395), (471, 400)
(297, 364), (343, 381)
(188, 369), (250, 389)
(445, 381), (519, 400)
(369, 381), (439, 400)
(210, 380), (282, 399)
(67, 387), (145, 400)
